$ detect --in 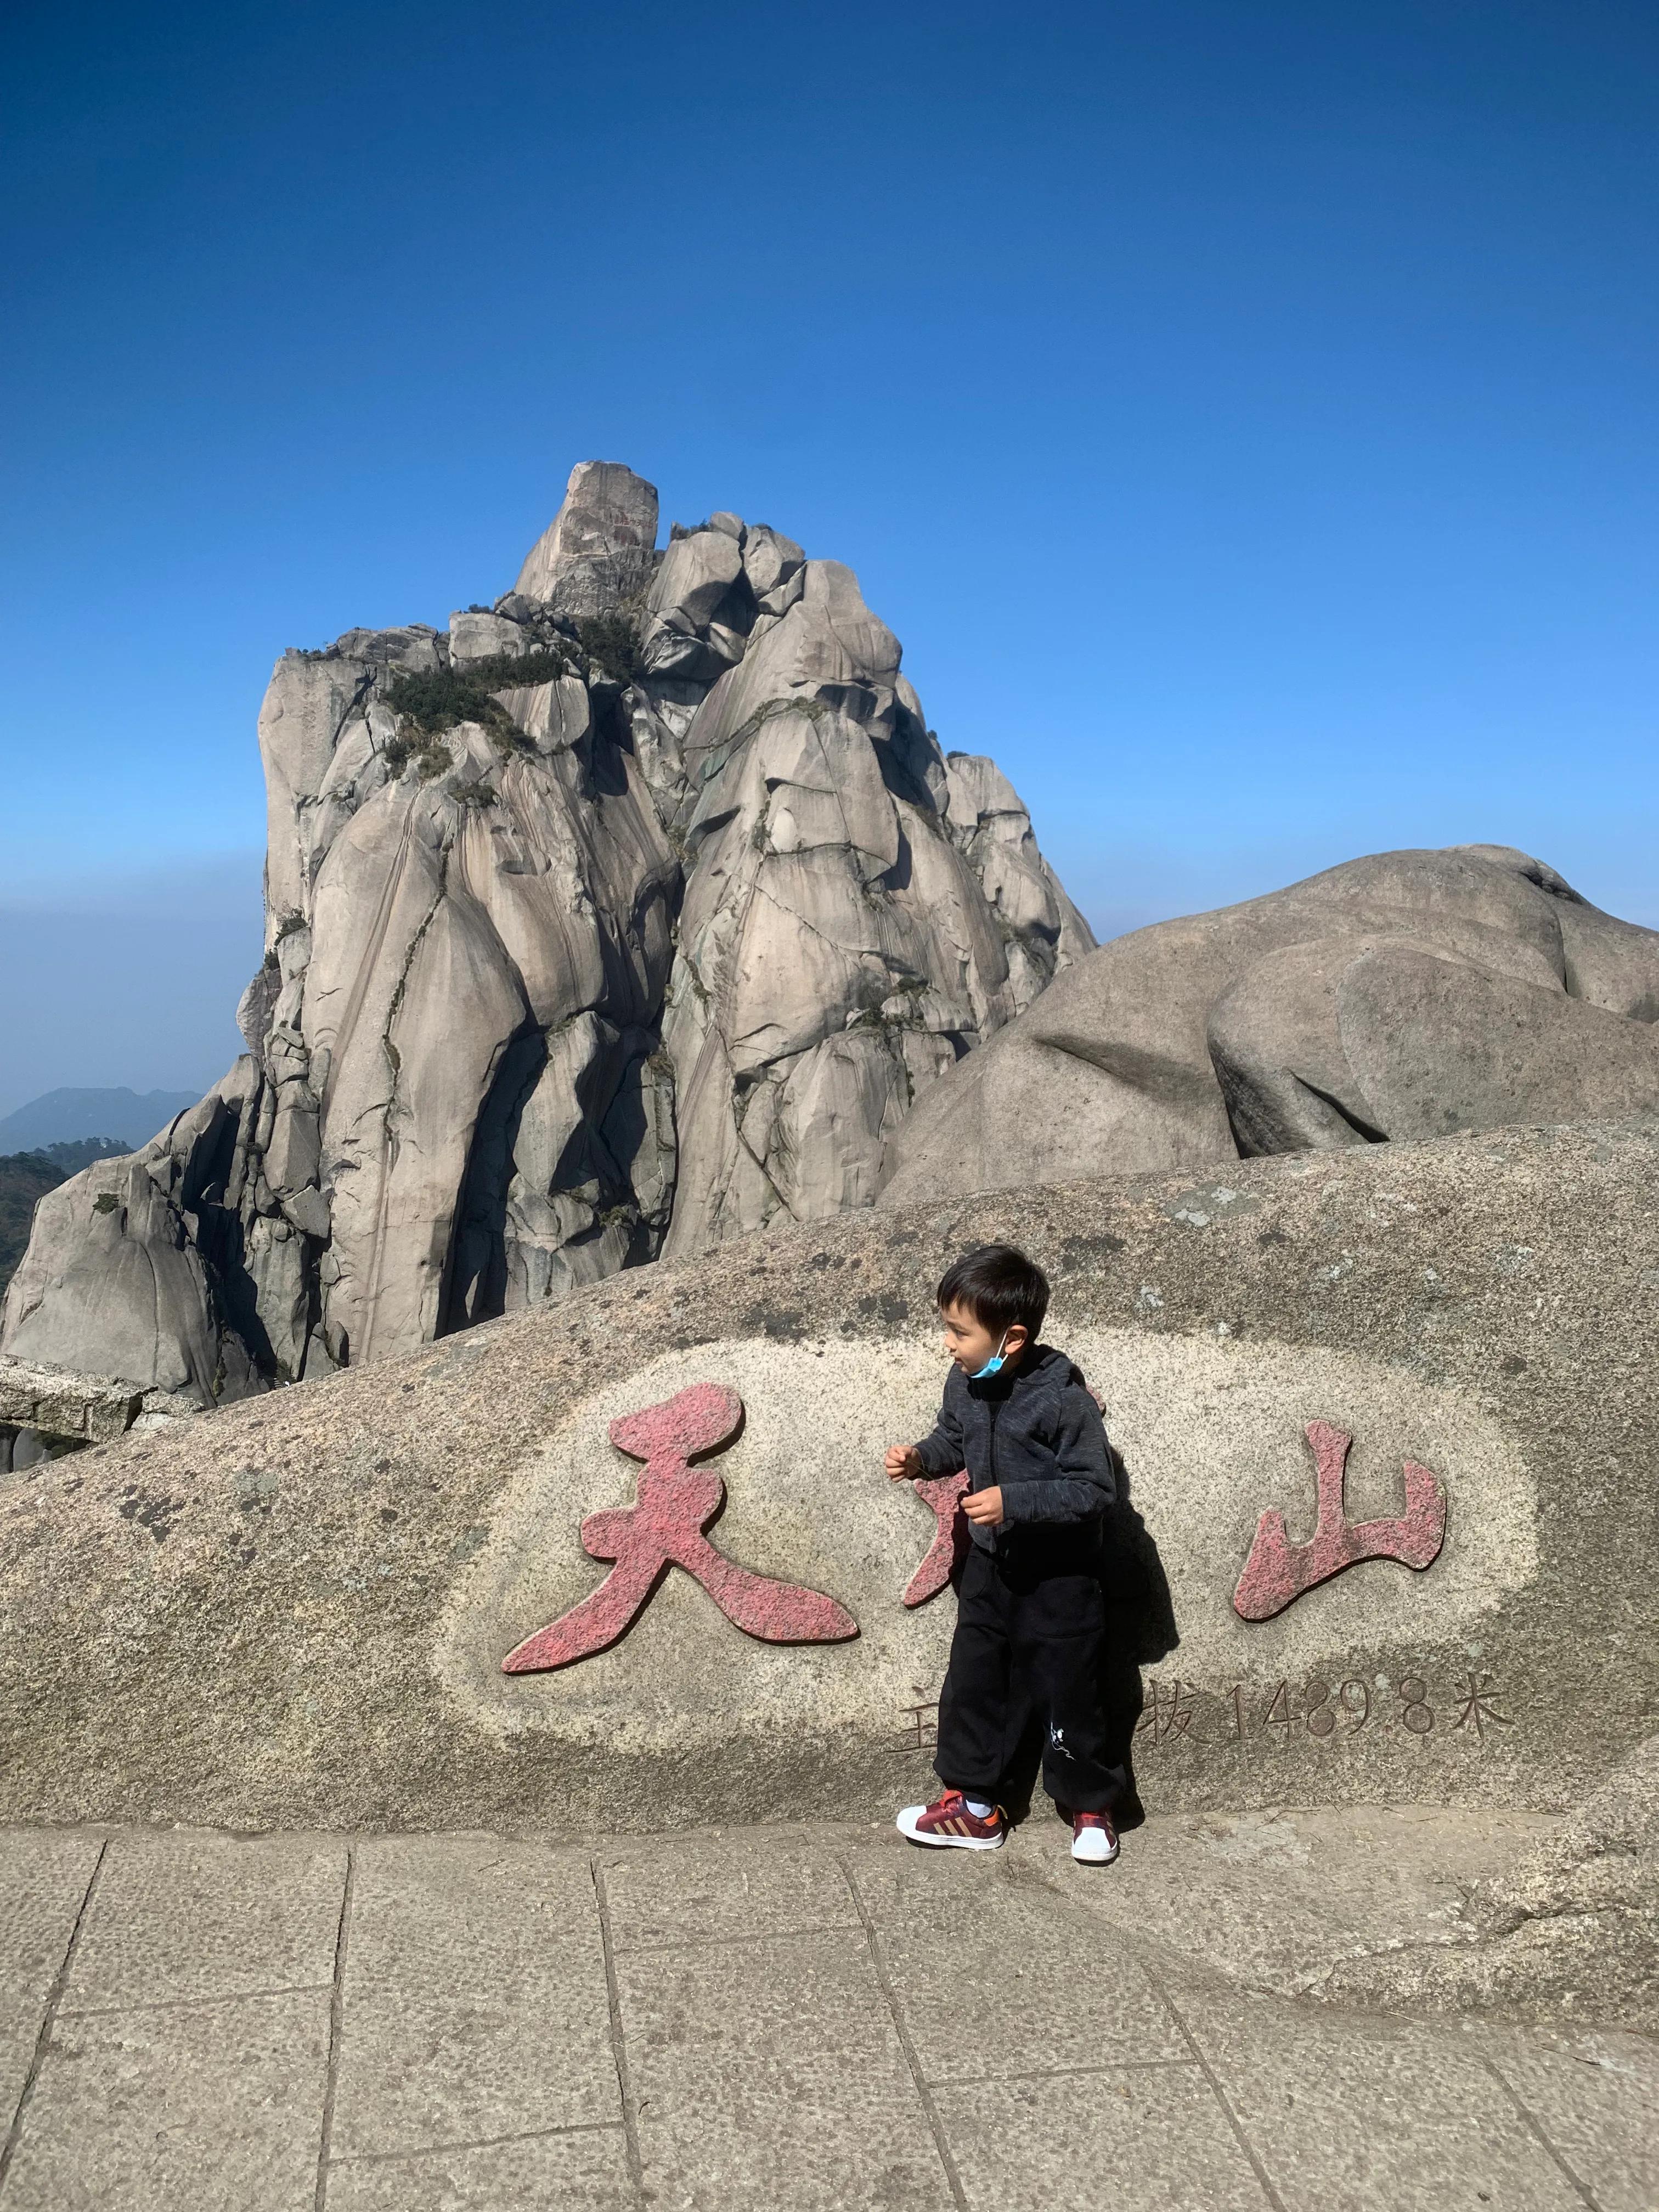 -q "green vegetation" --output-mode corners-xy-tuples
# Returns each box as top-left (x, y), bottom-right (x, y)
(43, 1139), (129, 1174)
(380, 730), (454, 781)
(383, 647), (571, 737)
(374, 617), (645, 780)
(573, 611), (644, 684)
(380, 646), (576, 776)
